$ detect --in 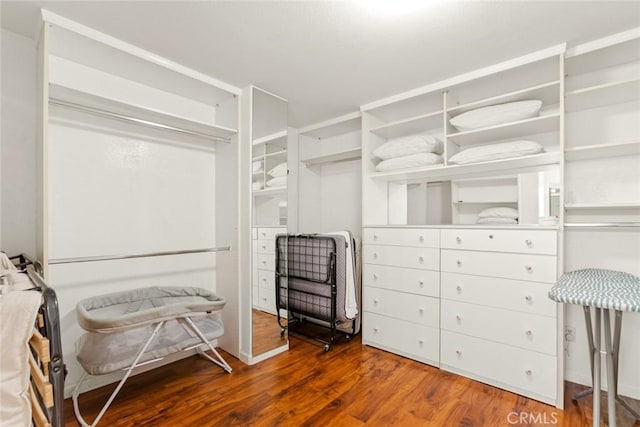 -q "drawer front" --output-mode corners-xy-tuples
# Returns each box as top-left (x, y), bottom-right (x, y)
(441, 331), (556, 400)
(364, 228), (439, 248)
(364, 287), (439, 328)
(364, 245), (439, 271)
(441, 272), (556, 317)
(258, 286), (276, 313)
(363, 312), (439, 365)
(257, 239), (276, 255)
(257, 227), (286, 241)
(258, 269), (275, 290)
(441, 229), (557, 255)
(363, 264), (440, 297)
(257, 253), (276, 271)
(441, 300), (556, 355)
(252, 285), (259, 308)
(441, 249), (557, 283)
